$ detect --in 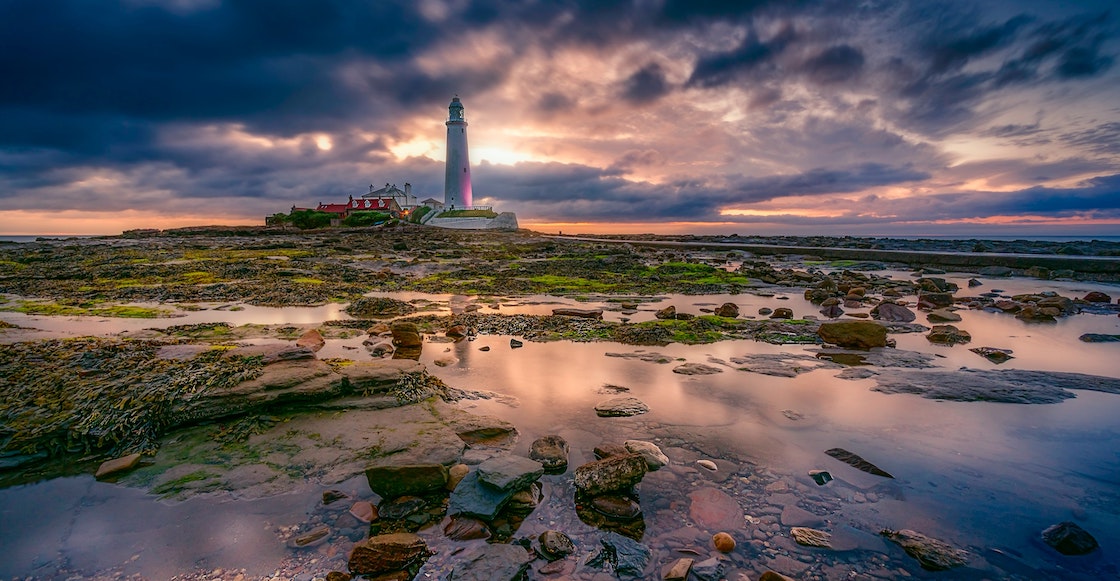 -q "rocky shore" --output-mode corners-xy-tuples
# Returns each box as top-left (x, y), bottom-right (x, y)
(1, 225), (1118, 580)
